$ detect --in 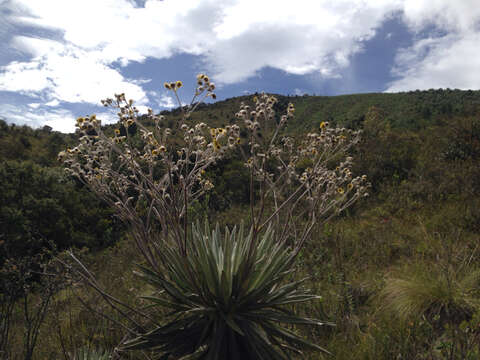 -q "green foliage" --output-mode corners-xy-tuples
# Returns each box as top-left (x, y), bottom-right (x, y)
(0, 160), (121, 264)
(3, 89), (480, 358)
(123, 222), (332, 359)
(0, 119), (74, 166)
(206, 156), (250, 212)
(72, 346), (111, 360)
(0, 247), (66, 360)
